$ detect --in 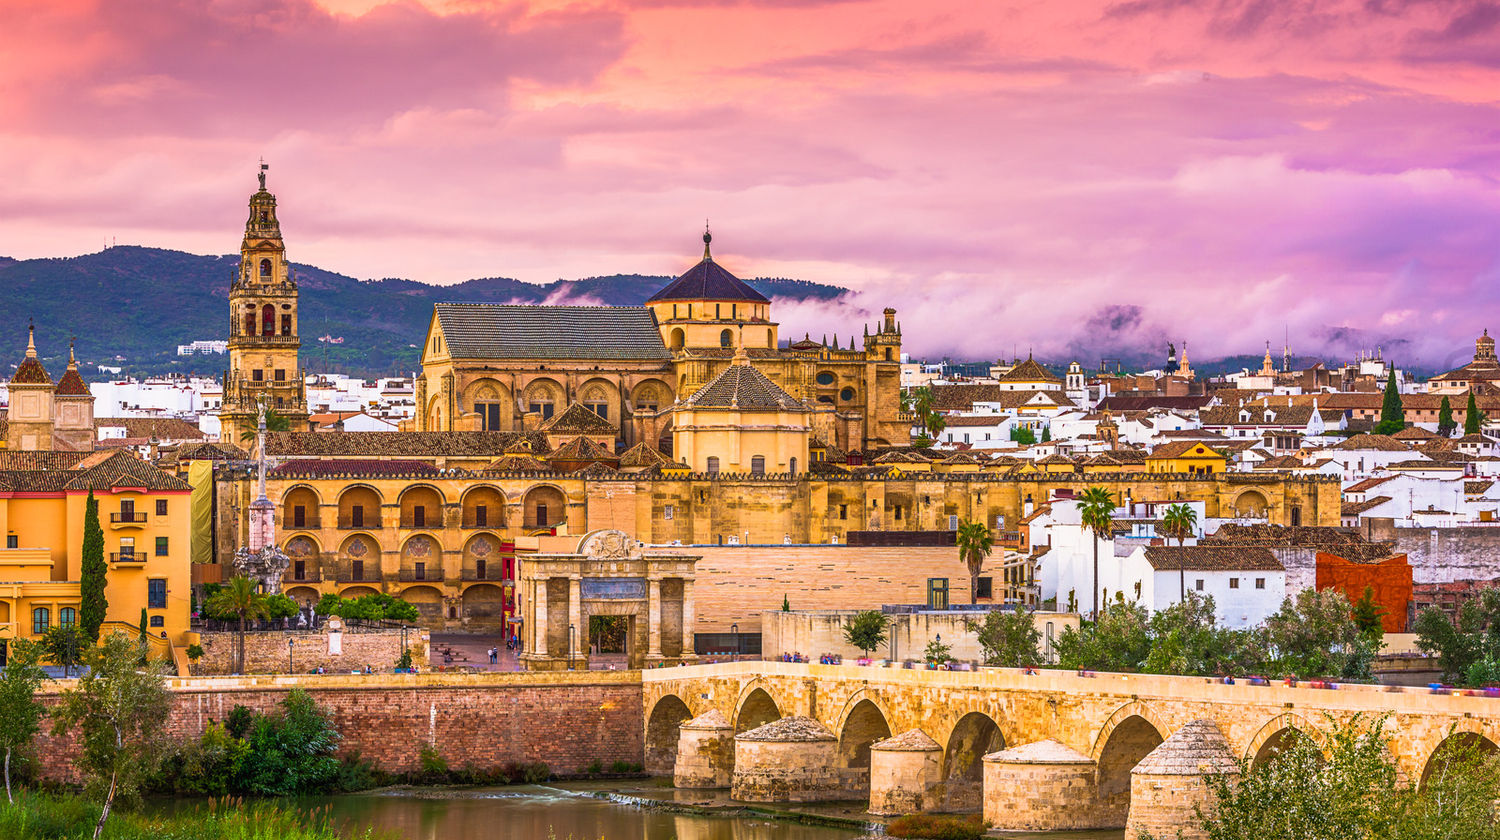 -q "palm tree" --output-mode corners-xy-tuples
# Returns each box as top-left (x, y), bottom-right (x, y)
(1159, 503), (1198, 602)
(956, 520), (995, 604)
(1077, 486), (1118, 620)
(239, 408), (291, 442)
(206, 577), (269, 674)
